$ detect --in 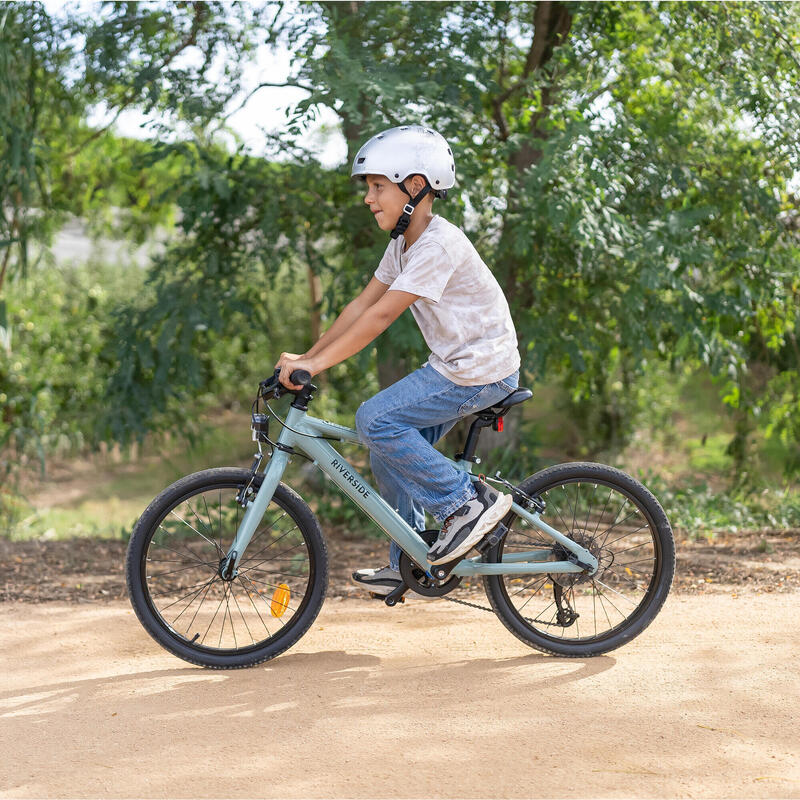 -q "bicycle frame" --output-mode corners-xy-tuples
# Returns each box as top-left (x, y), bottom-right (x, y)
(226, 405), (597, 578)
